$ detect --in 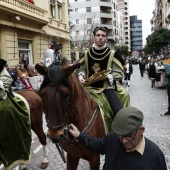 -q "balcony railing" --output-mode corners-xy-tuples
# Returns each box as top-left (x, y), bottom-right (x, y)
(0, 0), (47, 18)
